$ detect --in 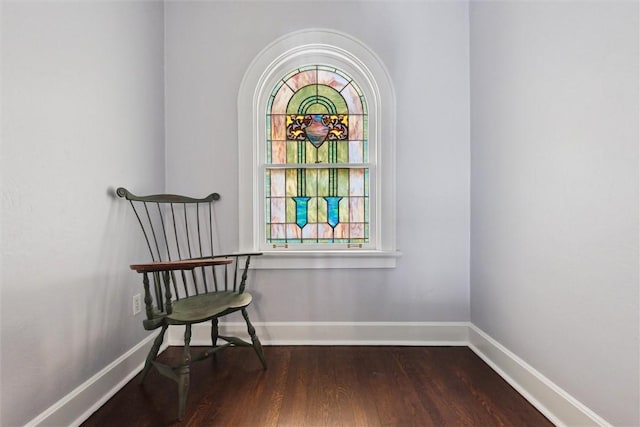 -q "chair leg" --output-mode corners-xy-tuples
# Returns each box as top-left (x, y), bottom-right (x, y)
(211, 318), (220, 362)
(140, 325), (167, 384)
(177, 324), (192, 421)
(241, 308), (267, 369)
(211, 318), (219, 348)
